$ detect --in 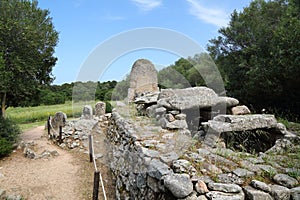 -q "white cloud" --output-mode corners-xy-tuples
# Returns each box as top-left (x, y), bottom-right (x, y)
(186, 0), (229, 27)
(131, 0), (162, 12)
